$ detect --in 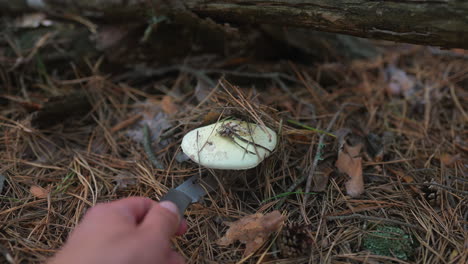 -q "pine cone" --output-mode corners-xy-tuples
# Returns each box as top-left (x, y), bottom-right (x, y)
(423, 178), (441, 207)
(276, 222), (313, 258)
